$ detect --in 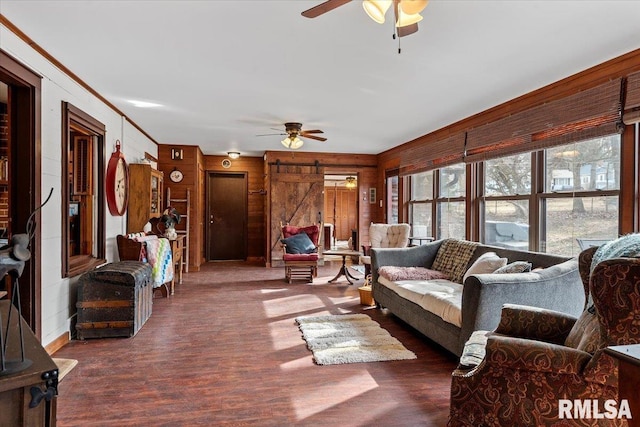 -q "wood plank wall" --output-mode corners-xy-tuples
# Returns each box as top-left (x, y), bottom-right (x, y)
(158, 145), (204, 271)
